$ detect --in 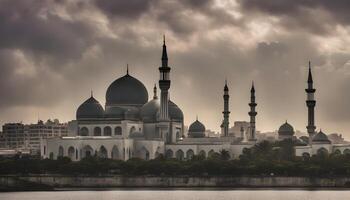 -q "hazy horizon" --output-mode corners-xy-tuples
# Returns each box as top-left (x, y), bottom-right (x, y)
(1, 0), (350, 139)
